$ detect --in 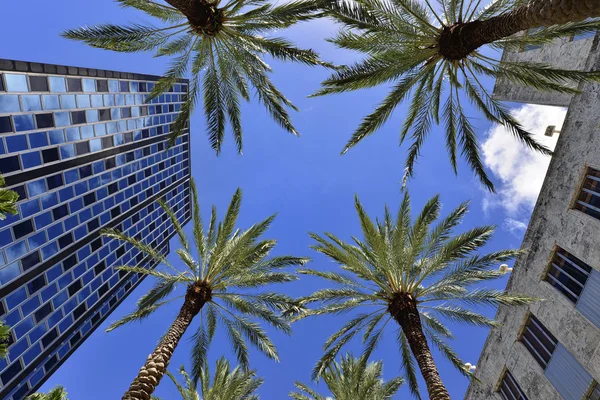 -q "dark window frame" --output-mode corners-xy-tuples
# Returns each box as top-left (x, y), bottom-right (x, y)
(519, 314), (558, 369)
